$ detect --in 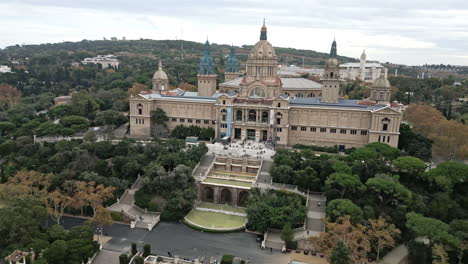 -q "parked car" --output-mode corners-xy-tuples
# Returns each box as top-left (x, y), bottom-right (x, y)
(303, 250), (309, 255)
